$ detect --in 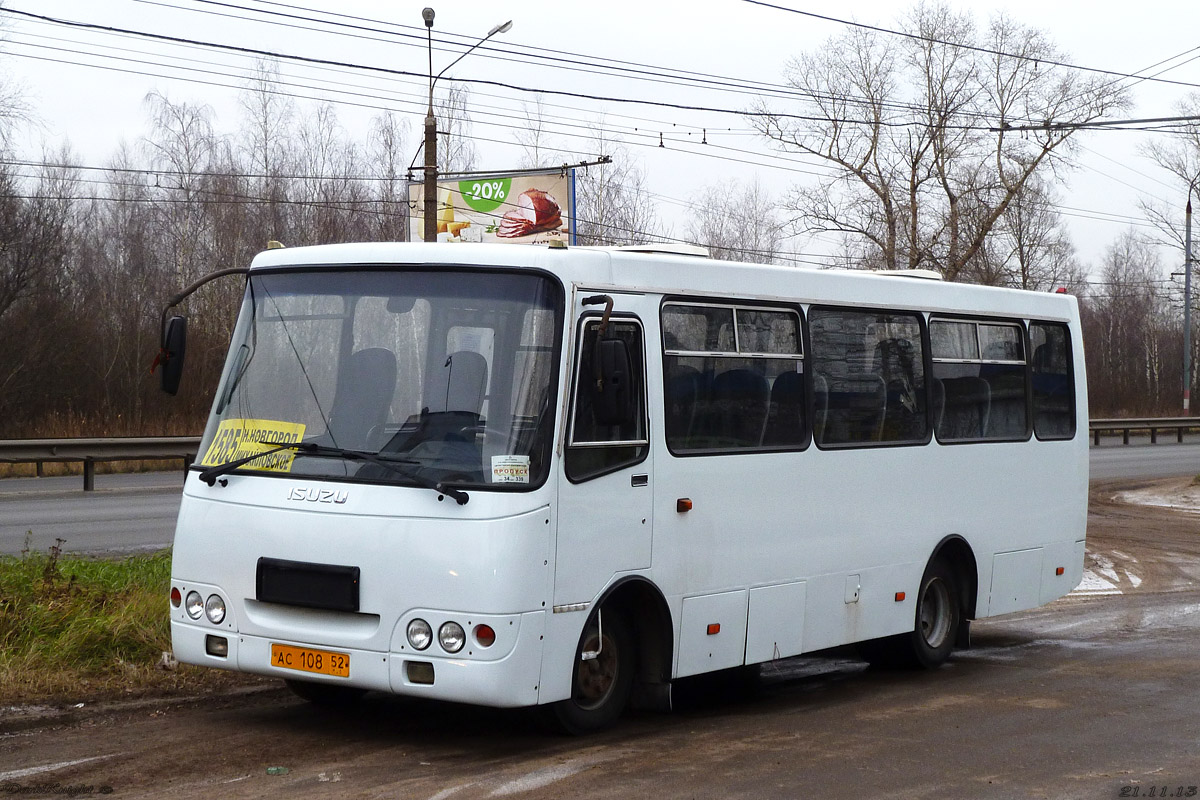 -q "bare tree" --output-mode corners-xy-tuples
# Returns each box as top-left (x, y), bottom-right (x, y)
(515, 97), (558, 169)
(1080, 230), (1180, 413)
(753, 1), (1129, 279)
(367, 111), (409, 241)
(435, 83), (477, 174)
(1139, 92), (1200, 255)
(239, 59), (295, 240)
(142, 91), (219, 288)
(574, 124), (660, 246)
(687, 178), (783, 263)
(961, 176), (1084, 290)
